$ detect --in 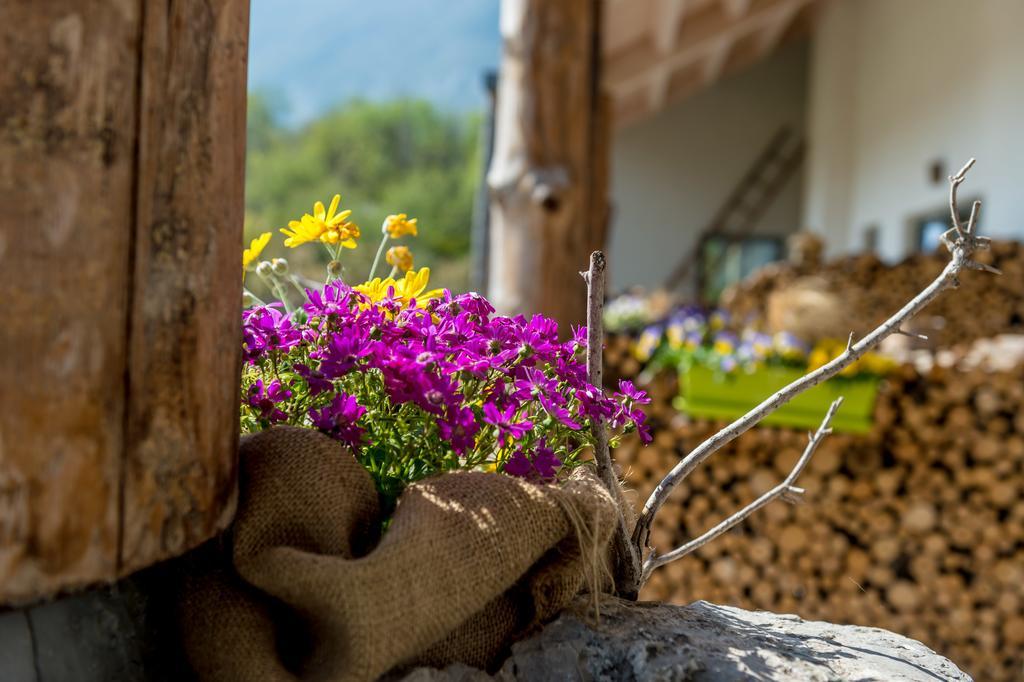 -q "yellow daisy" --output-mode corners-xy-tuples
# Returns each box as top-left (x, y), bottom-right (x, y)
(382, 213), (418, 239)
(385, 245), (414, 273)
(242, 232), (271, 280)
(281, 194), (359, 249)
